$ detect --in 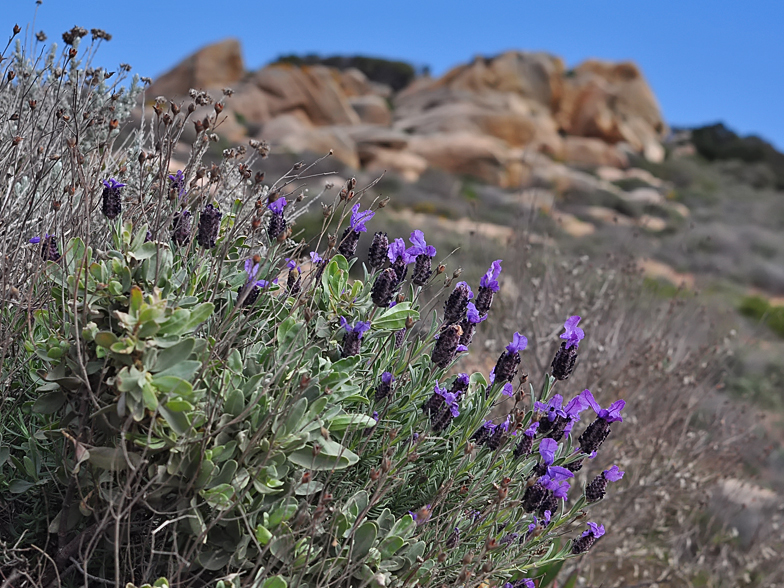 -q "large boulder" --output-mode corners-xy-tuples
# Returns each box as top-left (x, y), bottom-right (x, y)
(148, 39), (244, 98)
(259, 115), (359, 169)
(557, 60), (667, 161)
(349, 95), (392, 126)
(433, 51), (566, 111)
(562, 136), (629, 168)
(360, 146), (429, 182)
(252, 64), (360, 126)
(407, 132), (523, 187)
